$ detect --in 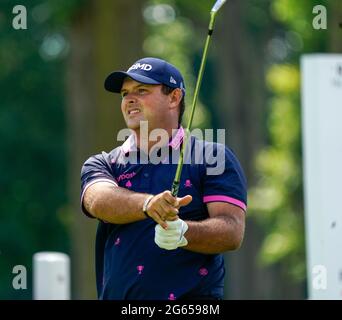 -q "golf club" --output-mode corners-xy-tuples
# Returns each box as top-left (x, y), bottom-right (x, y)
(171, 0), (227, 197)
